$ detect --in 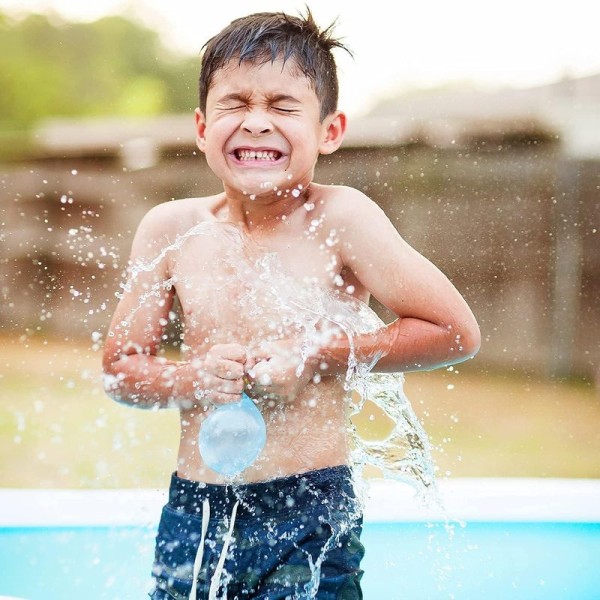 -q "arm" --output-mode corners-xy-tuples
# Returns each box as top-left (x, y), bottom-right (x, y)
(102, 204), (245, 409)
(320, 190), (481, 373)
